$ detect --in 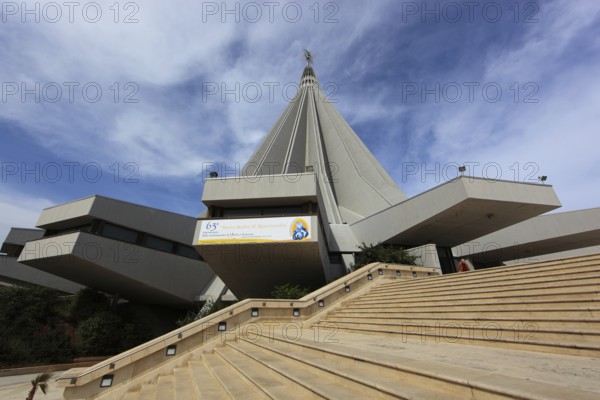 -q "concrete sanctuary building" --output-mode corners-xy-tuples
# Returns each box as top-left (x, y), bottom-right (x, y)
(3, 58), (598, 305)
(2, 56), (599, 400)
(194, 61), (562, 297)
